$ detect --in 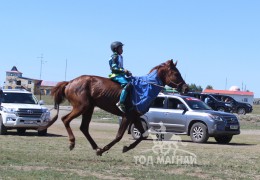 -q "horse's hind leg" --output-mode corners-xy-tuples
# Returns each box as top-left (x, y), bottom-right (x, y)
(96, 116), (130, 156)
(79, 106), (100, 150)
(61, 107), (84, 150)
(122, 119), (146, 153)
